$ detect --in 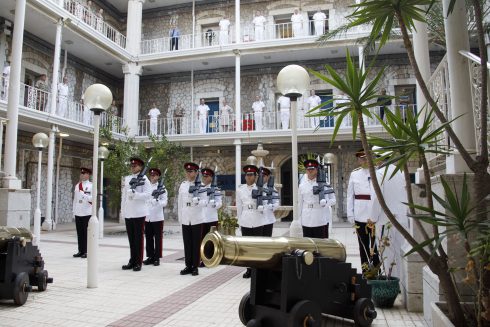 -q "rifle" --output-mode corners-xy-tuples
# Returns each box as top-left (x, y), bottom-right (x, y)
(188, 162), (204, 197)
(263, 166), (280, 204)
(207, 166), (219, 203)
(251, 167), (265, 208)
(152, 168), (167, 200)
(129, 157), (152, 193)
(312, 160), (334, 204)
